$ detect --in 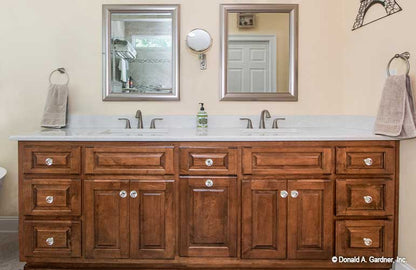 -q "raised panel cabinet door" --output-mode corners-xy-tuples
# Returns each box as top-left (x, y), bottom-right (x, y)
(287, 180), (333, 260)
(242, 179), (287, 259)
(84, 180), (130, 259)
(180, 177), (238, 257)
(130, 180), (175, 259)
